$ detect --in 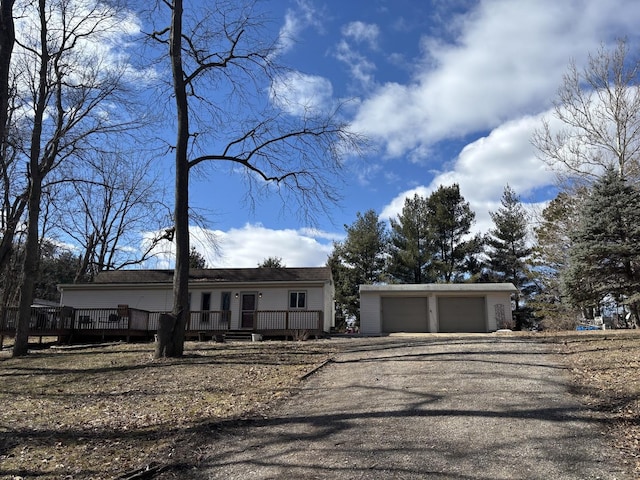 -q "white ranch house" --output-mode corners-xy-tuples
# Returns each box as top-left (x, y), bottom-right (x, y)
(56, 267), (335, 337)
